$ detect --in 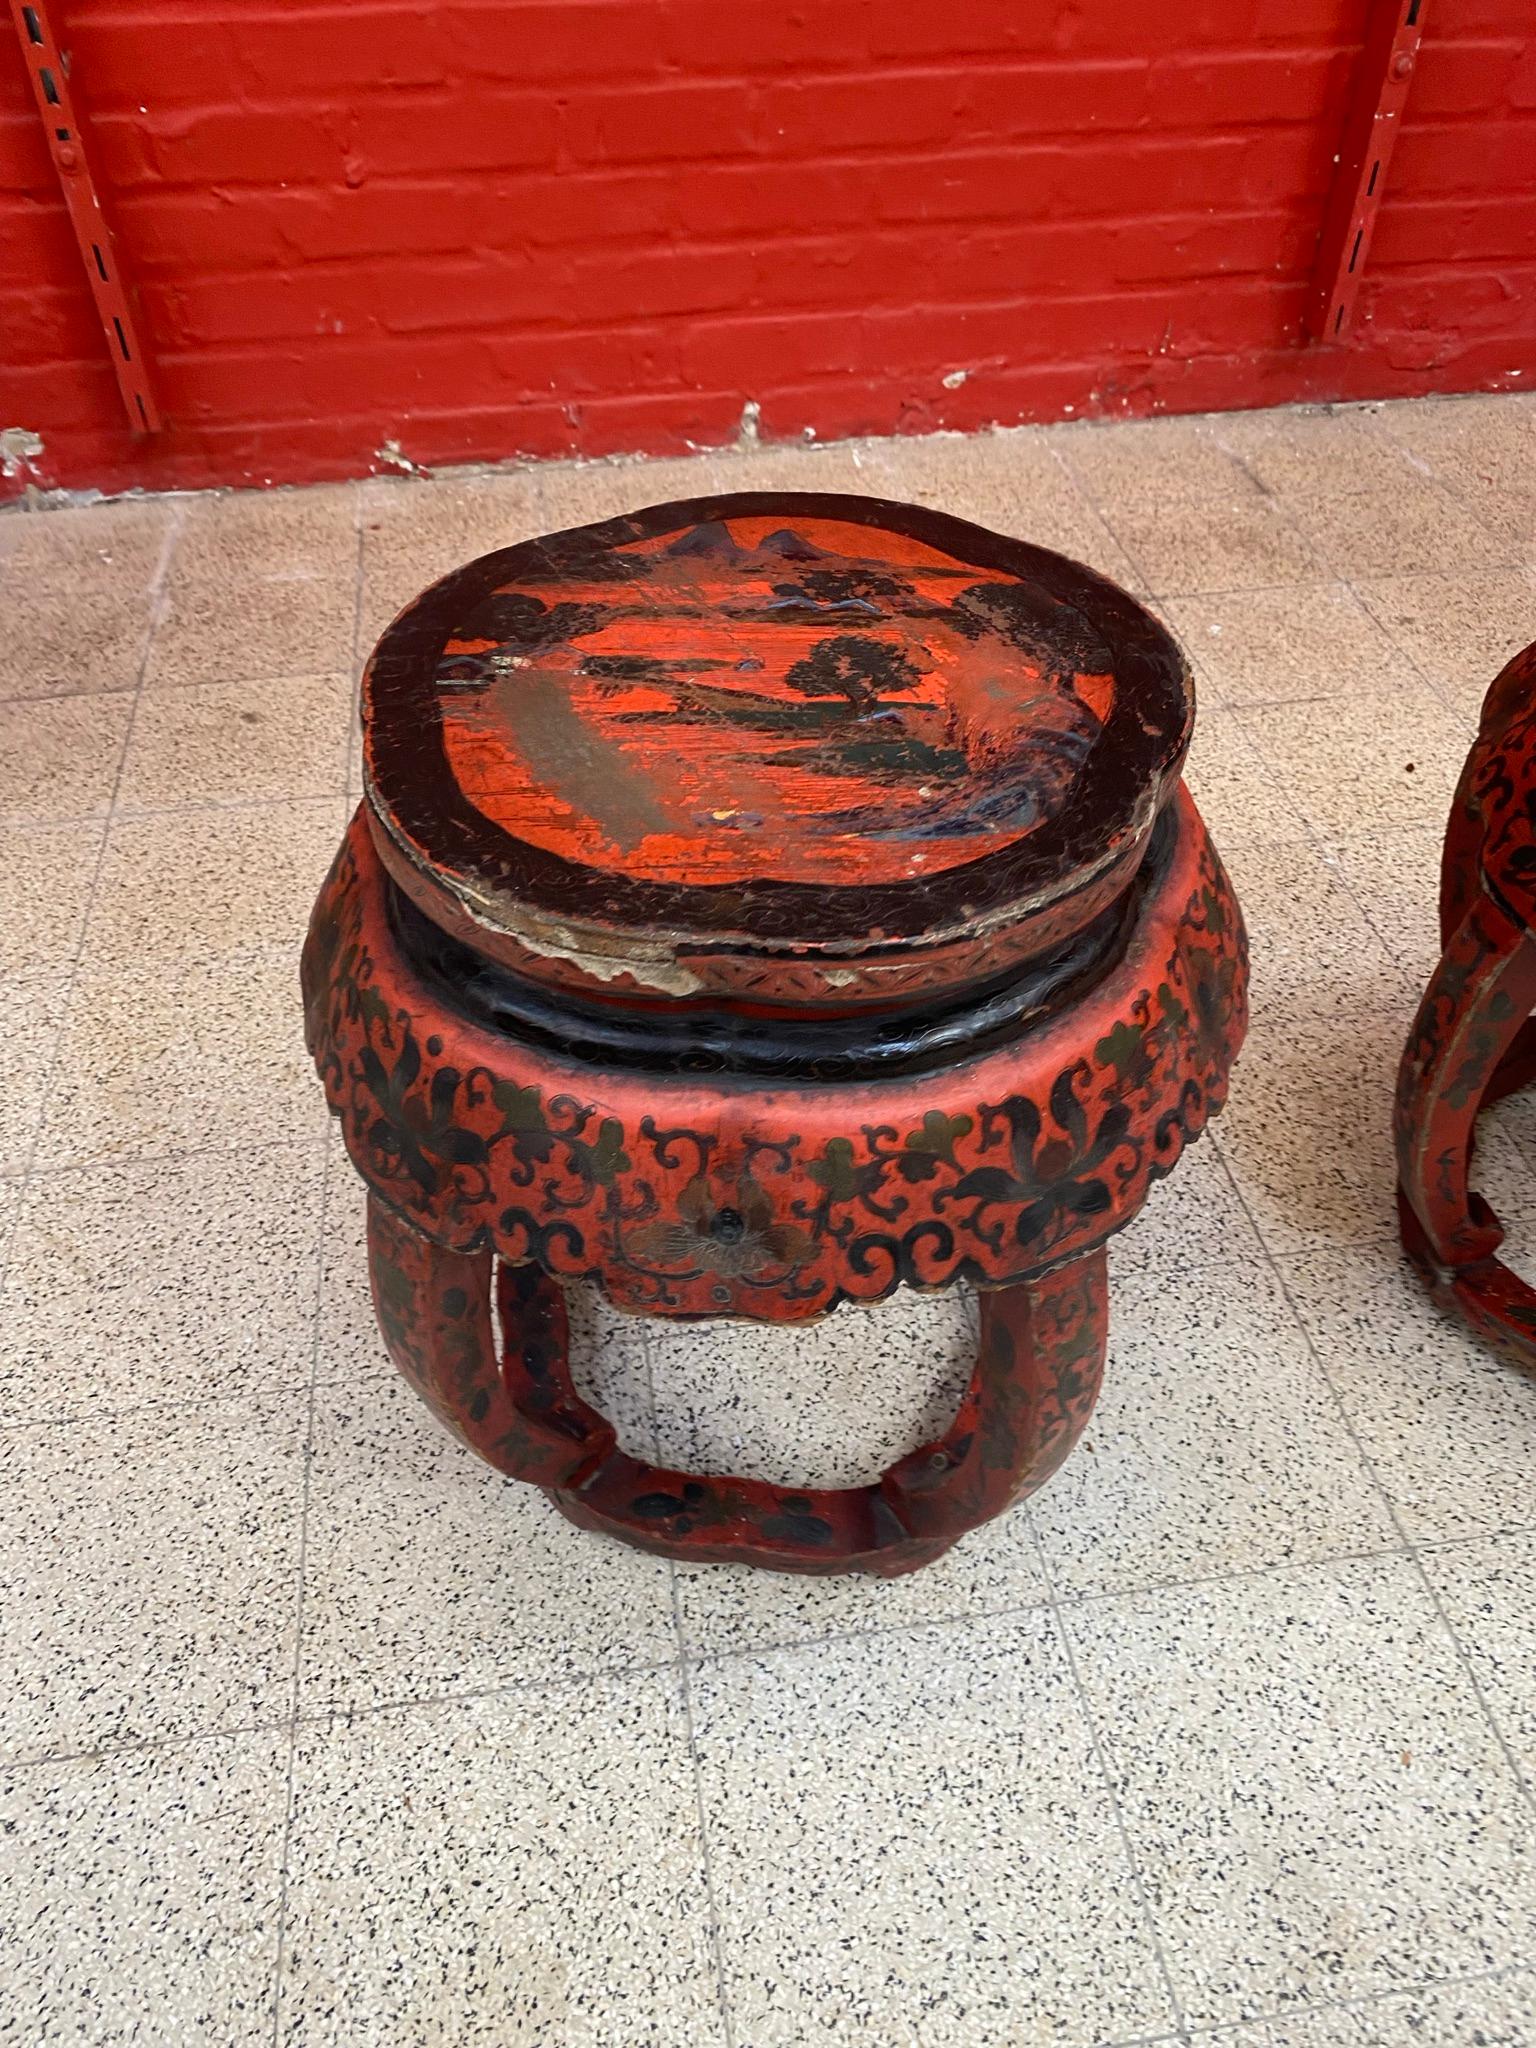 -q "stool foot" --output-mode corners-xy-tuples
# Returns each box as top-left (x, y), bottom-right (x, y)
(1397, 1184), (1536, 1370)
(366, 1192), (1108, 1577)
